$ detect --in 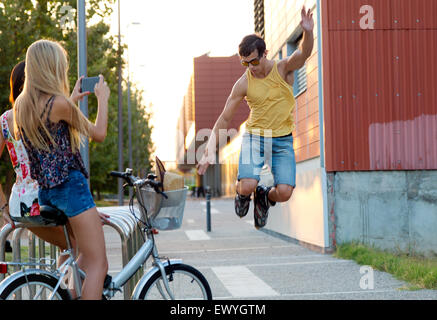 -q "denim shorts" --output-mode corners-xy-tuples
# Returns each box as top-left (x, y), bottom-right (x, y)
(38, 170), (96, 218)
(237, 132), (296, 187)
